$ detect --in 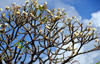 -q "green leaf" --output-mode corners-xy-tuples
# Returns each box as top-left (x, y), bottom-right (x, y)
(19, 40), (23, 43)
(13, 42), (16, 47)
(63, 13), (67, 15)
(17, 40), (23, 45)
(20, 46), (23, 48)
(96, 61), (100, 64)
(17, 42), (20, 45)
(39, 6), (44, 10)
(14, 45), (16, 47)
(22, 47), (25, 49)
(0, 58), (2, 60)
(7, 54), (8, 56)
(18, 45), (25, 49)
(22, 46), (25, 49)
(19, 46), (22, 49)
